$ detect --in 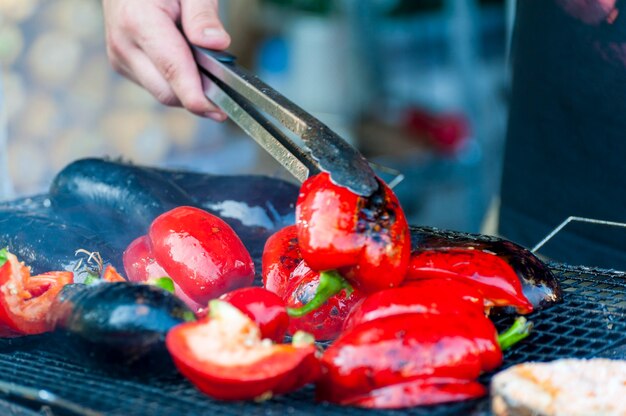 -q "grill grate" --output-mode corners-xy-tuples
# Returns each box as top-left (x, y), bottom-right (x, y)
(0, 263), (625, 415)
